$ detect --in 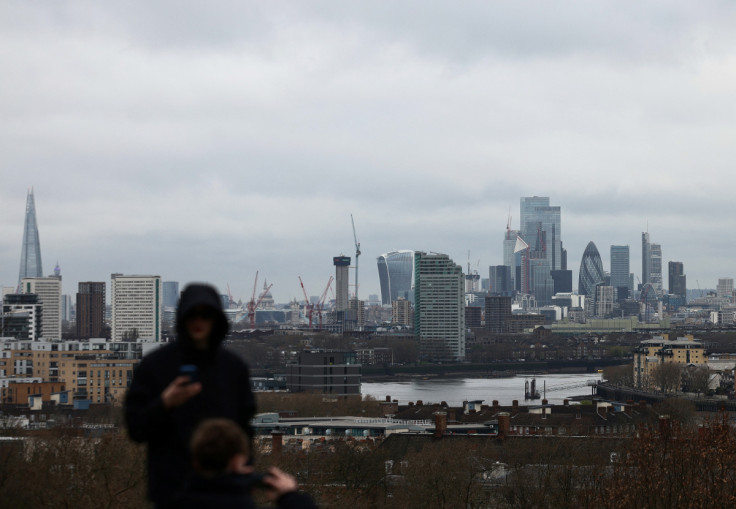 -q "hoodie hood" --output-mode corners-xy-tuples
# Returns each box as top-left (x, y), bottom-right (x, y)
(176, 283), (230, 352)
